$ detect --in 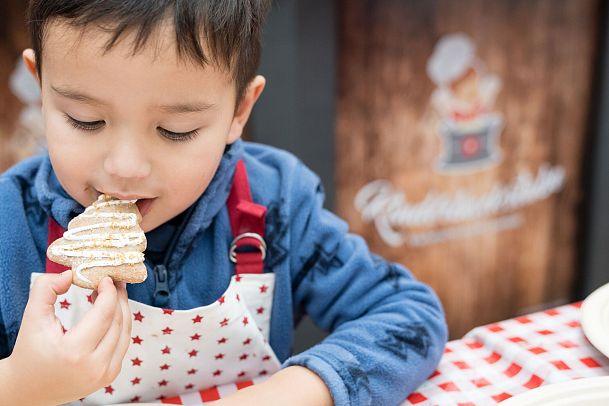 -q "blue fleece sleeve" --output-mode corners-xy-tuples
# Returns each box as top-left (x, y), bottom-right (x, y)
(0, 167), (46, 358)
(282, 162), (448, 406)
